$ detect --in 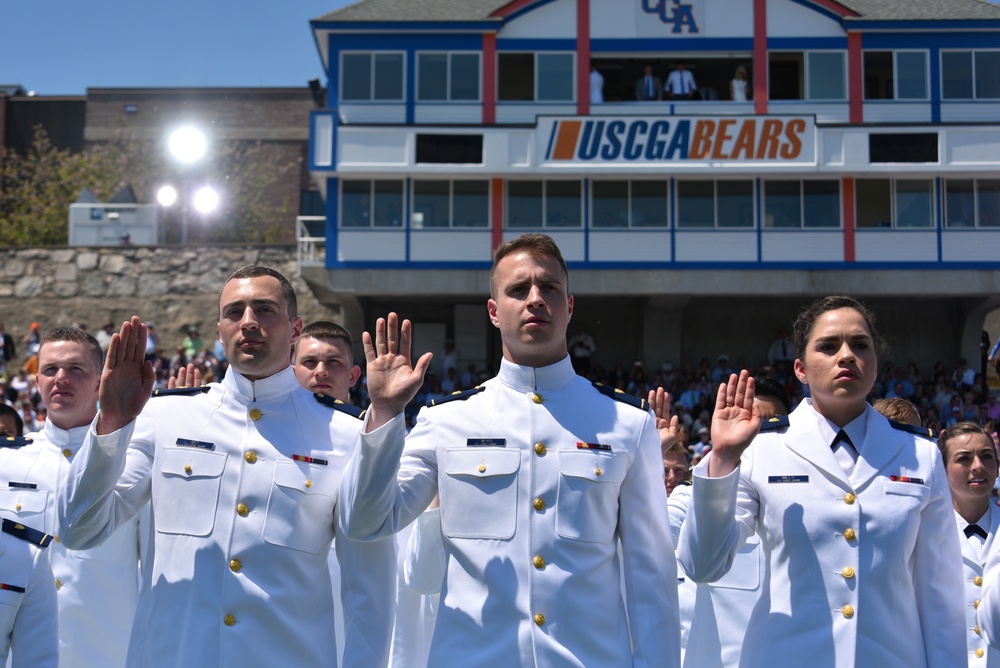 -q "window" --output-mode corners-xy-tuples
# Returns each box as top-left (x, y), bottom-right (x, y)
(498, 53), (575, 102)
(768, 52), (846, 101)
(417, 53), (480, 102)
(945, 179), (1000, 228)
(341, 52), (404, 102)
(863, 51), (928, 100)
(506, 181), (582, 228)
(592, 181), (668, 228)
(412, 180), (489, 228)
(341, 180), (403, 227)
(676, 181), (754, 229)
(856, 179), (934, 228)
(942, 51), (1000, 100)
(764, 180), (840, 228)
